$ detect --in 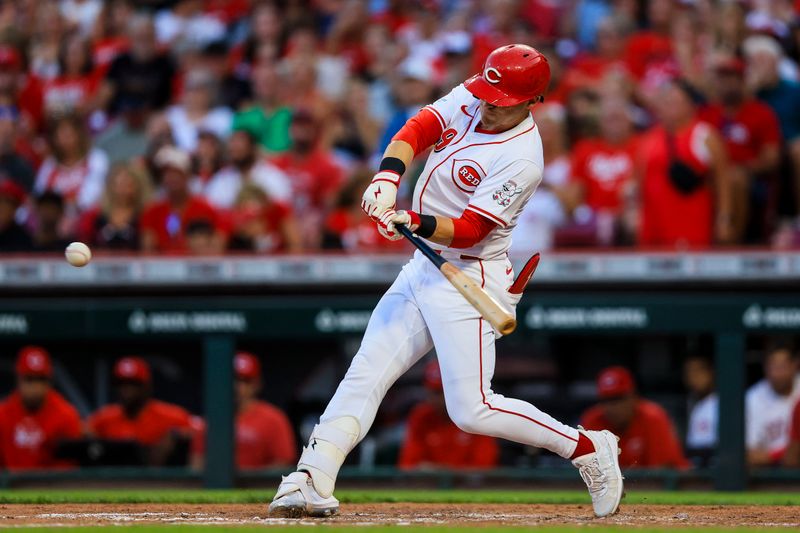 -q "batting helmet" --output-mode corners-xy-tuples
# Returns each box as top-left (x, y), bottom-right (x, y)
(464, 44), (550, 107)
